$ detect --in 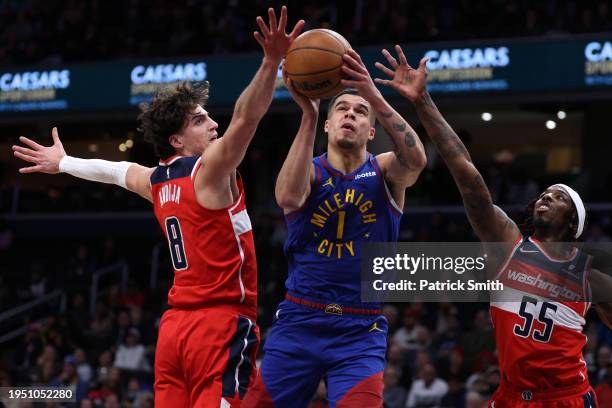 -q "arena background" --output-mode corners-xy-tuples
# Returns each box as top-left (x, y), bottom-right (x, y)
(0, 1), (611, 407)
